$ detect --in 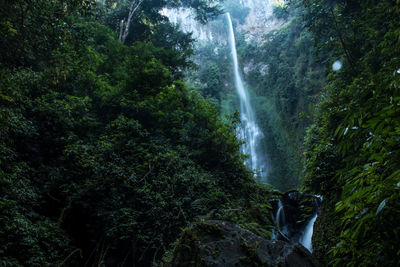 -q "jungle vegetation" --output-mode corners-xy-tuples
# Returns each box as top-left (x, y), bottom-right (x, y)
(1, 0), (400, 266)
(0, 0), (275, 265)
(185, 0), (400, 265)
(298, 0), (400, 265)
